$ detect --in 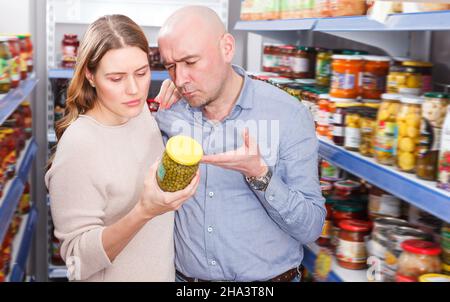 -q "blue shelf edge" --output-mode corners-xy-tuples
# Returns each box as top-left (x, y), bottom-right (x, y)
(303, 245), (342, 282)
(10, 206), (38, 282)
(49, 68), (169, 81)
(319, 140), (450, 223)
(0, 77), (38, 125)
(0, 139), (38, 245)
